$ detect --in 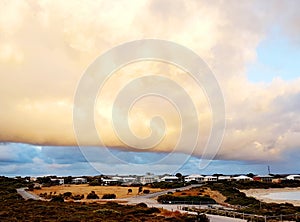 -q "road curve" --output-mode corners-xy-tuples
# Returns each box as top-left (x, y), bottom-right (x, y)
(16, 185), (246, 222)
(16, 188), (43, 200)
